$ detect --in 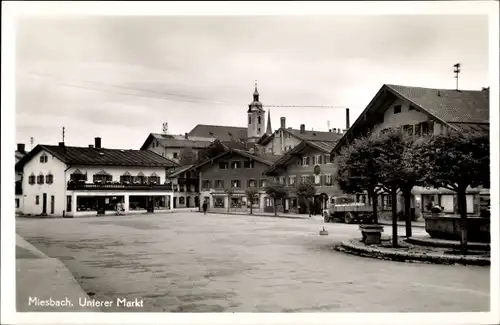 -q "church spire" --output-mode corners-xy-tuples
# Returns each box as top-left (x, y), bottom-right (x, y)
(253, 80), (259, 102)
(266, 109), (272, 135)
